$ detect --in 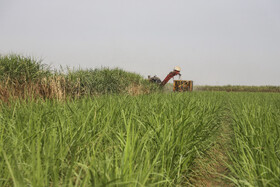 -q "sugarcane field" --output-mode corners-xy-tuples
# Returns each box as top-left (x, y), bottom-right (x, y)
(1, 1), (280, 186)
(0, 55), (279, 186)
